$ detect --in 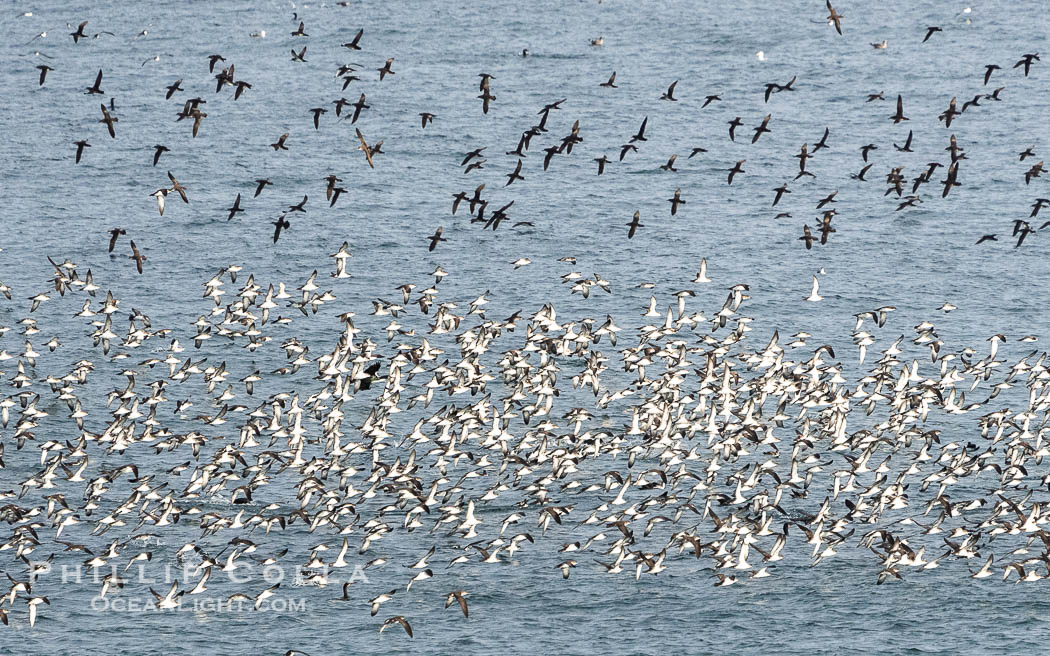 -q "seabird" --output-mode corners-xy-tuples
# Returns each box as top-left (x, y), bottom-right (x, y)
(129, 241), (146, 274)
(427, 227), (446, 251)
(627, 211), (643, 239)
(74, 140), (90, 164)
(667, 188), (685, 216)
